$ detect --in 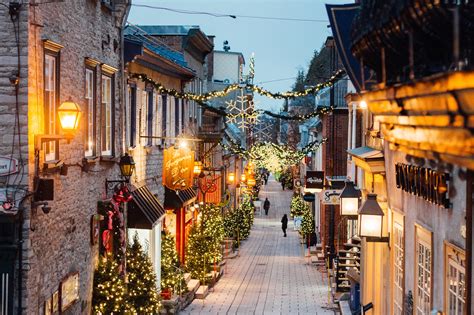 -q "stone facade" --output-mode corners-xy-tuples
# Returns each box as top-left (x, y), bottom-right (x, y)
(0, 1), (130, 314)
